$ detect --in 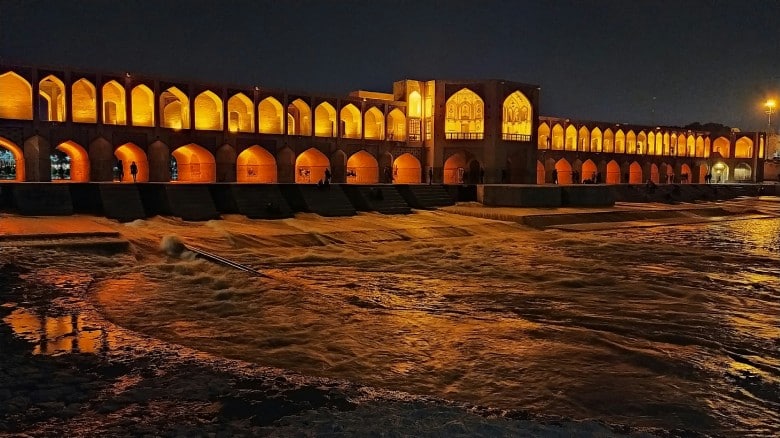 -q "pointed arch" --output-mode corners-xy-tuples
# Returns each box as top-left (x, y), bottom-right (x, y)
(443, 151), (468, 184)
(578, 126), (590, 152)
(160, 87), (190, 129)
(695, 136), (705, 157)
(591, 127), (603, 152)
(536, 160), (545, 184)
(408, 91), (422, 118)
(194, 90), (223, 131)
(565, 125), (577, 150)
(676, 134), (686, 157)
(629, 161), (643, 184)
(551, 123), (564, 150)
(603, 128), (614, 153)
(364, 107), (384, 140)
(287, 98), (311, 136)
(115, 143), (149, 182)
(131, 84), (155, 127)
(227, 93), (254, 133)
(295, 147), (330, 183)
(637, 131), (647, 154)
(340, 103), (362, 139)
(648, 132), (656, 155)
(54, 141), (89, 182)
(171, 144), (215, 182)
(626, 130), (636, 154)
(699, 163), (709, 183)
(236, 146), (276, 183)
(386, 108), (406, 141)
(258, 97), (283, 134)
(346, 150), (379, 183)
(734, 137), (753, 158)
(712, 137), (730, 158)
(445, 88), (484, 139)
(39, 75), (66, 122)
(0, 136), (25, 181)
(71, 78), (97, 123)
(502, 90), (532, 139)
(650, 163), (660, 183)
(0, 71), (33, 120)
(615, 129), (625, 153)
(393, 153), (421, 183)
(686, 135), (695, 157)
(102, 80), (126, 125)
(314, 102), (337, 137)
(582, 159), (597, 181)
(555, 159), (573, 185)
(606, 160), (620, 184)
(538, 122), (550, 149)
